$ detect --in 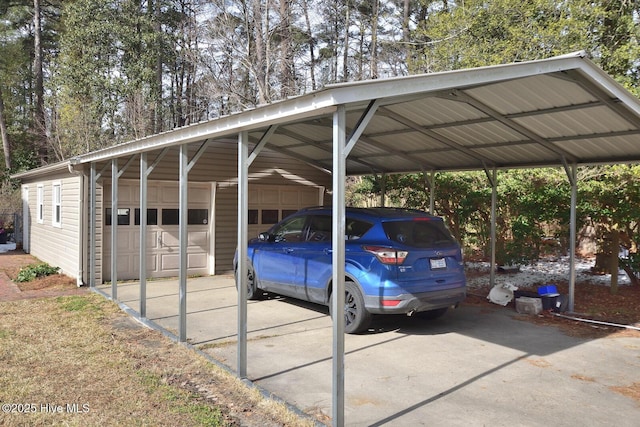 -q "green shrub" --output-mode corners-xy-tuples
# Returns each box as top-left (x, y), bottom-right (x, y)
(15, 263), (60, 283)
